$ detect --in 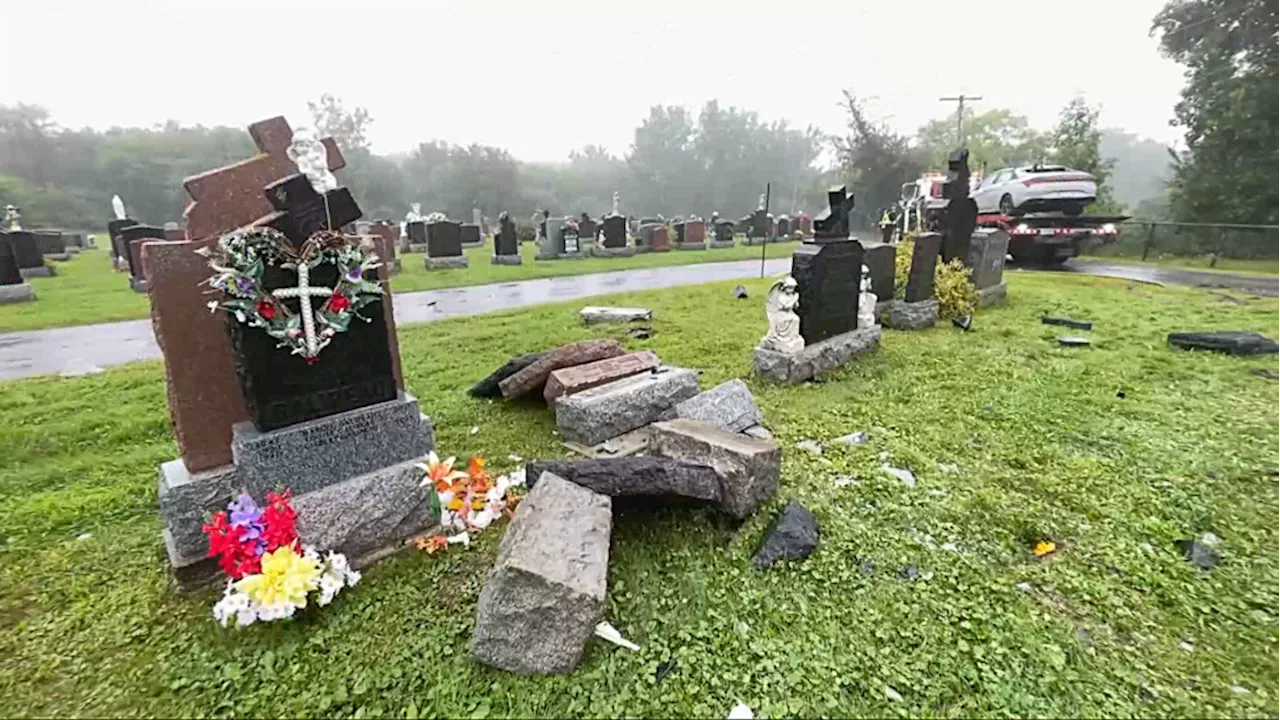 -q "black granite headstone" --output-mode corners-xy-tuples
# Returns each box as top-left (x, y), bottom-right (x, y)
(227, 176), (394, 432)
(861, 242), (897, 302)
(562, 223), (581, 254)
(108, 217), (135, 261)
(578, 215), (597, 242)
(9, 231), (43, 269)
(1167, 331), (1280, 356)
(965, 228), (1010, 289)
(406, 220), (427, 246)
(905, 232), (942, 303)
(35, 231), (64, 255)
(119, 225), (166, 277)
(672, 221), (687, 244)
(427, 220), (463, 258)
(495, 214), (518, 256)
(777, 217), (791, 237)
(0, 234), (23, 285)
(602, 216), (626, 248)
(714, 221), (734, 243)
(941, 149), (977, 263)
(263, 173), (362, 244)
(791, 239), (864, 344)
(461, 223), (482, 246)
(813, 186), (856, 242)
